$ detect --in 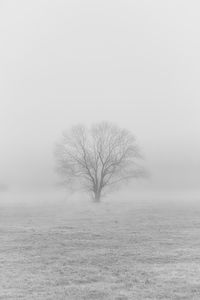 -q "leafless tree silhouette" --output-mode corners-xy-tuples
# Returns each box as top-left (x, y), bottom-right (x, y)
(55, 122), (146, 201)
